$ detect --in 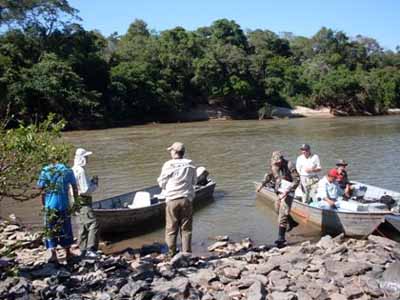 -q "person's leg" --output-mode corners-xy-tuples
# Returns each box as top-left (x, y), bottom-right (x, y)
(275, 195), (289, 246)
(180, 198), (193, 253)
(165, 200), (179, 256)
(85, 207), (99, 252)
(300, 177), (309, 203)
(79, 208), (89, 254)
